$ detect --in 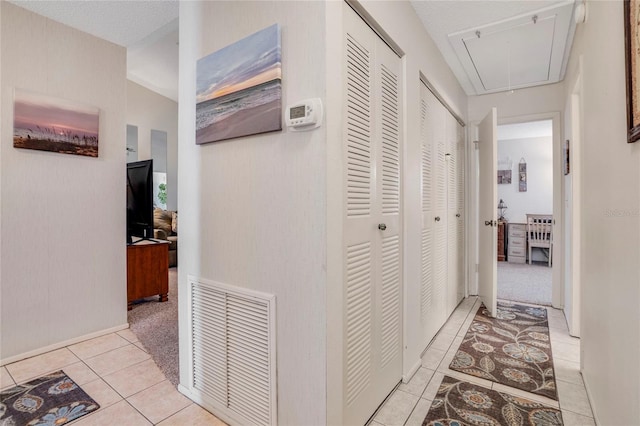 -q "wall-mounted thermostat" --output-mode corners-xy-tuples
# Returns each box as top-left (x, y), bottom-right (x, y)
(285, 98), (323, 131)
